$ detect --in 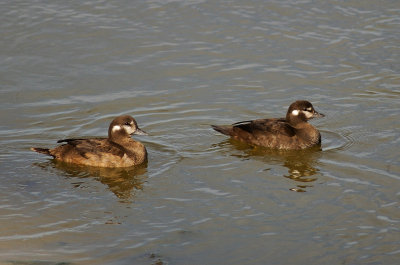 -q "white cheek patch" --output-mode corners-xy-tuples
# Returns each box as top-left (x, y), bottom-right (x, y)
(123, 124), (135, 134)
(112, 125), (122, 132)
(305, 111), (314, 119)
(291, 110), (299, 116)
